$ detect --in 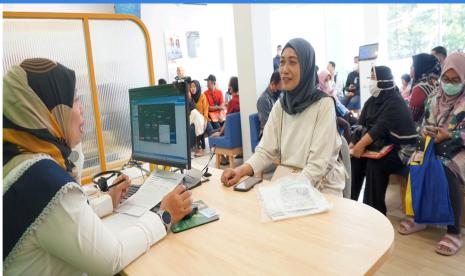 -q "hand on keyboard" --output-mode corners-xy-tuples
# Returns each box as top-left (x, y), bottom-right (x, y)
(121, 185), (141, 202)
(108, 174), (131, 208)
